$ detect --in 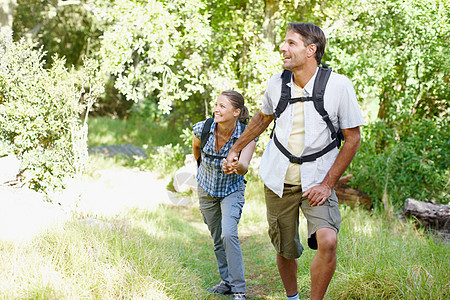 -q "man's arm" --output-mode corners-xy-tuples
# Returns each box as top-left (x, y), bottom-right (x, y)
(225, 111), (274, 167)
(303, 126), (361, 207)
